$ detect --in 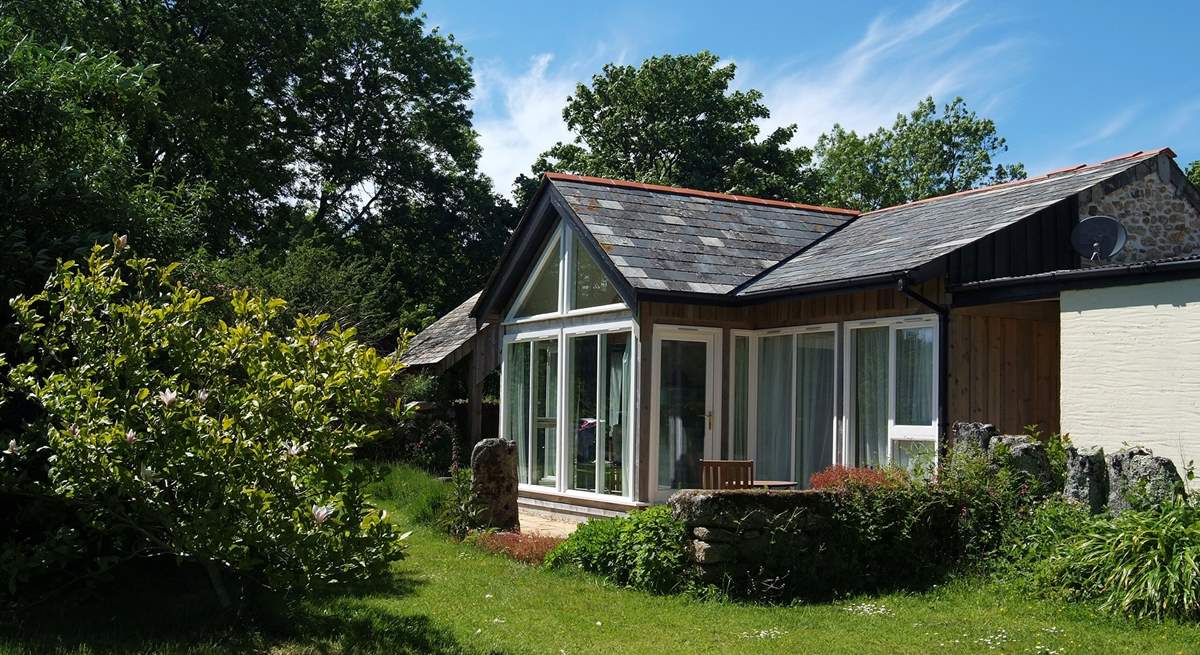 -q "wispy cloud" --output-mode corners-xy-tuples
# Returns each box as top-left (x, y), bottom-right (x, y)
(751, 0), (1026, 146)
(467, 0), (1028, 197)
(1071, 106), (1141, 150)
